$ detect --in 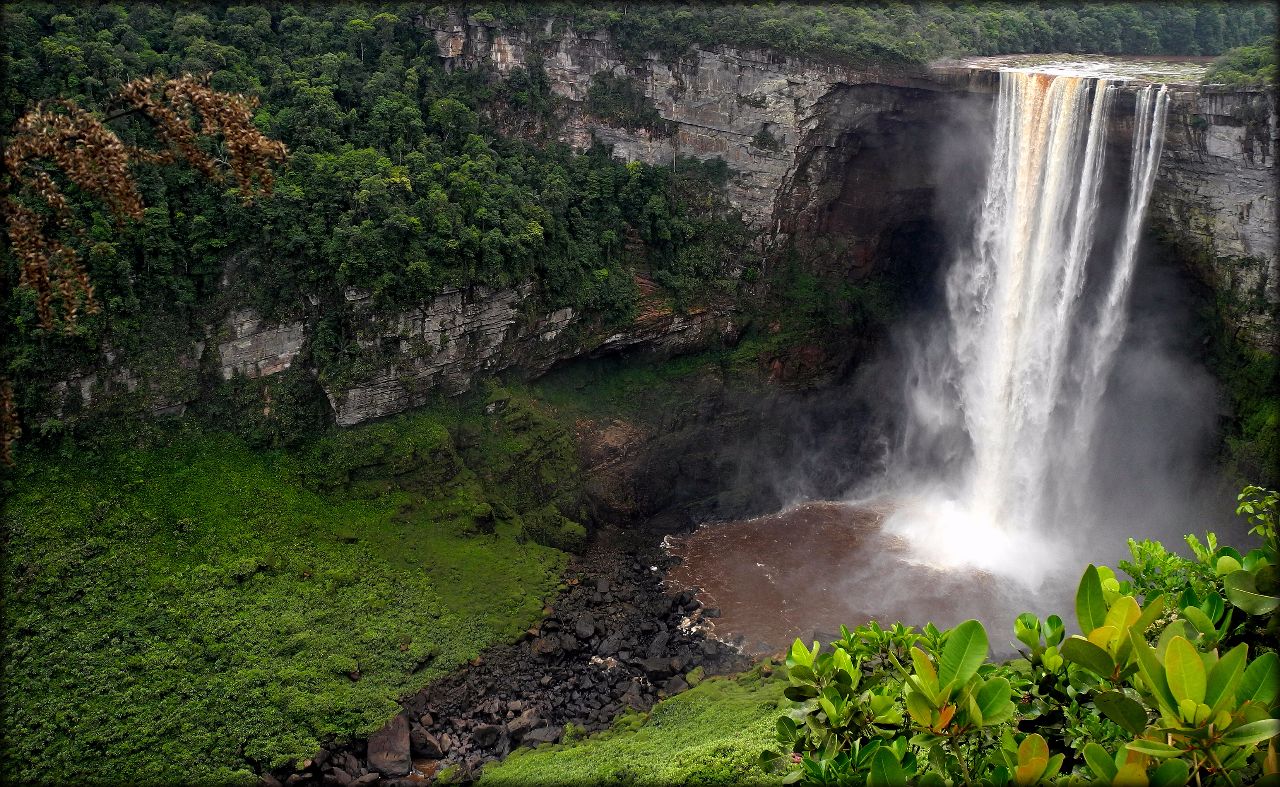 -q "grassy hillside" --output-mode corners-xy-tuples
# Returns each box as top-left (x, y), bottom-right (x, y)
(0, 391), (579, 784)
(479, 663), (787, 786)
